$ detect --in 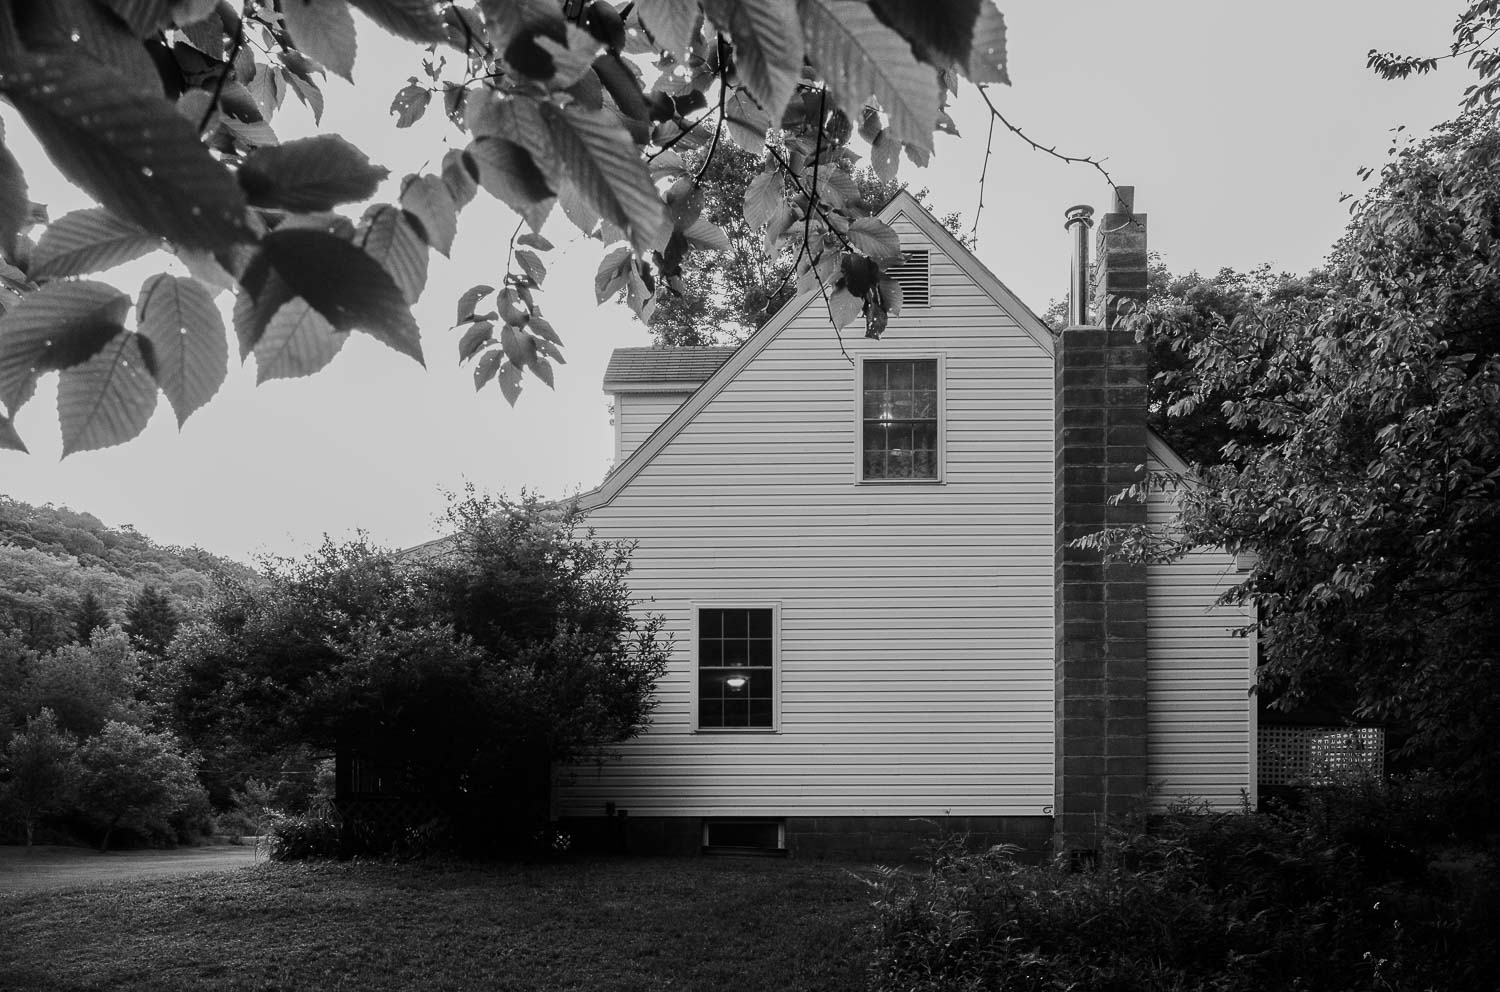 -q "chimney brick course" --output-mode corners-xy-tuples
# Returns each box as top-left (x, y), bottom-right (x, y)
(1055, 188), (1150, 852)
